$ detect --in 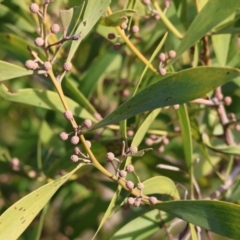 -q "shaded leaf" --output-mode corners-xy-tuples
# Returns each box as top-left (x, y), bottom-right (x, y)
(202, 133), (240, 156)
(111, 210), (171, 240)
(67, 0), (111, 61)
(158, 200), (240, 239)
(172, 0), (240, 63)
(90, 67), (240, 130)
(0, 163), (85, 240)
